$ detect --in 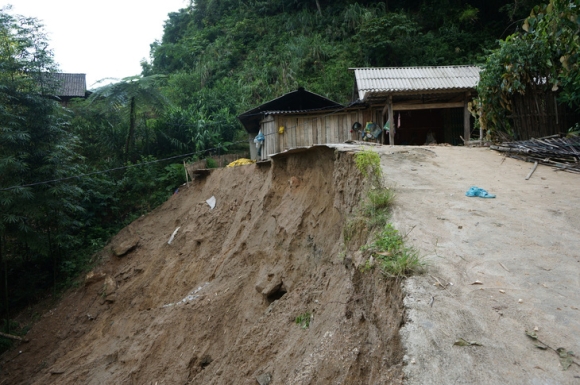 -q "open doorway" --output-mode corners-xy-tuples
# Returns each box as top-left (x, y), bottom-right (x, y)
(383, 108), (466, 145)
